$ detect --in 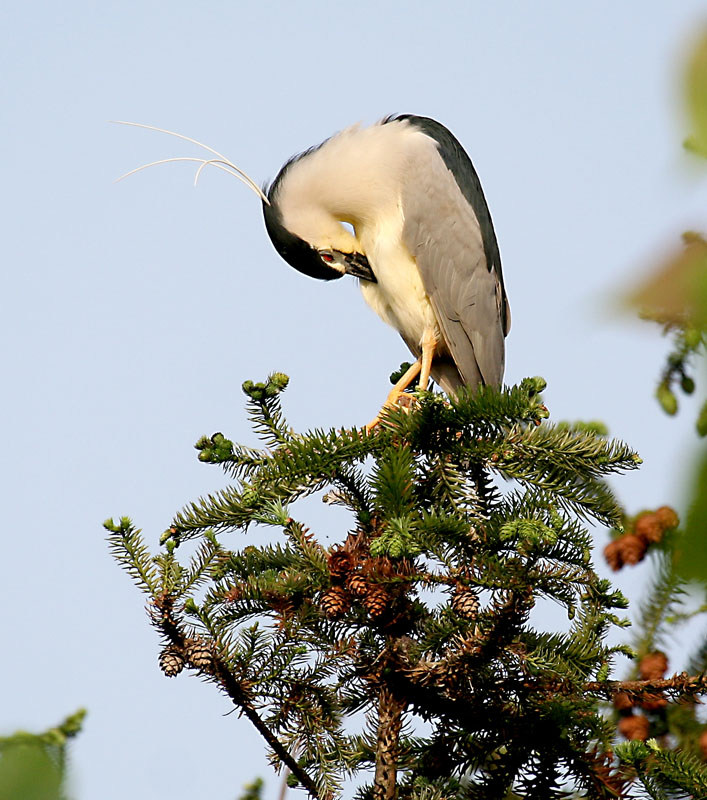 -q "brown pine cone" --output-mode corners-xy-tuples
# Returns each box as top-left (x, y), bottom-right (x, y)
(159, 645), (184, 677)
(363, 586), (389, 618)
(320, 586), (350, 619)
(328, 549), (354, 579)
(699, 729), (707, 760)
(185, 639), (214, 670)
(604, 539), (624, 571)
(452, 585), (480, 620)
(640, 693), (668, 712)
(634, 513), (663, 544)
(224, 584), (243, 603)
(364, 556), (395, 580)
(347, 573), (368, 597)
(639, 651), (668, 680)
(618, 534), (648, 566)
(618, 714), (650, 741)
(612, 691), (633, 712)
(655, 506), (679, 531)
